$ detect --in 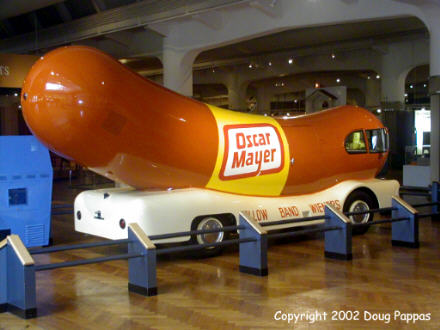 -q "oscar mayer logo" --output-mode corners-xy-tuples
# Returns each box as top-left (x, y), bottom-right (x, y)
(219, 123), (285, 180)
